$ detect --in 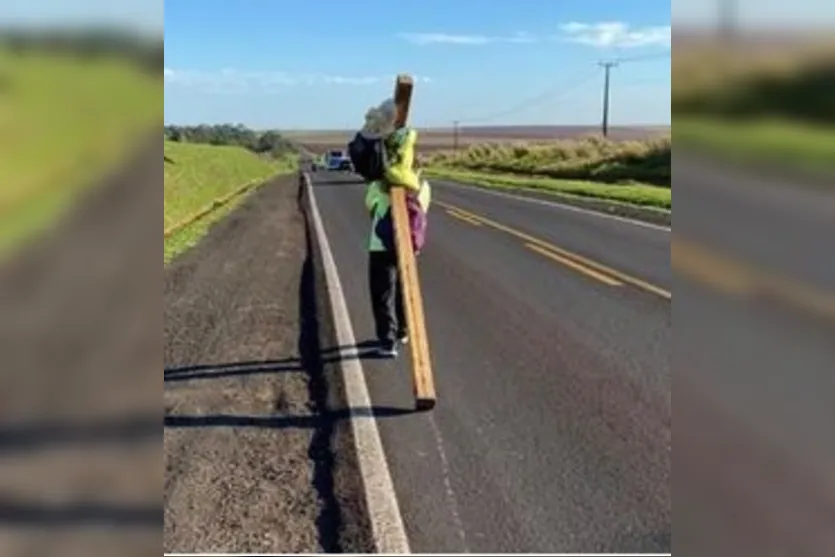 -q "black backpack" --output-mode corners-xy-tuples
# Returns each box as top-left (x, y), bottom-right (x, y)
(348, 132), (387, 182)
